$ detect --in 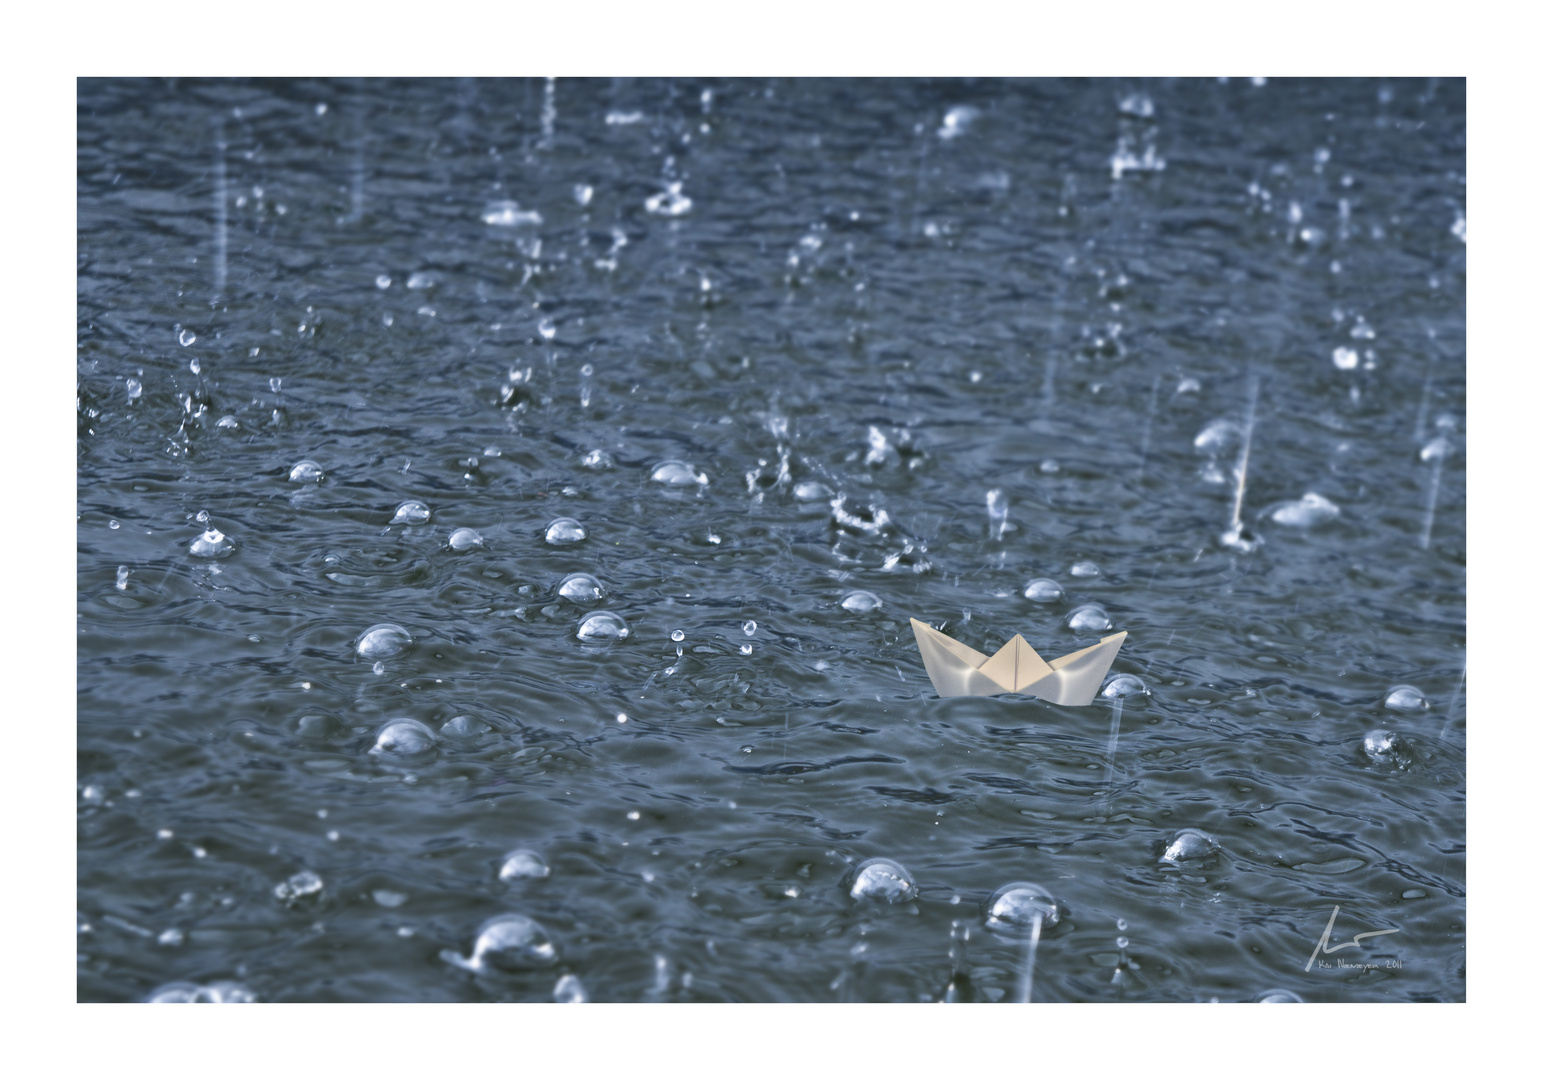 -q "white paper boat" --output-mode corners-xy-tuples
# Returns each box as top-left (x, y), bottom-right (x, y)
(910, 618), (1127, 705)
